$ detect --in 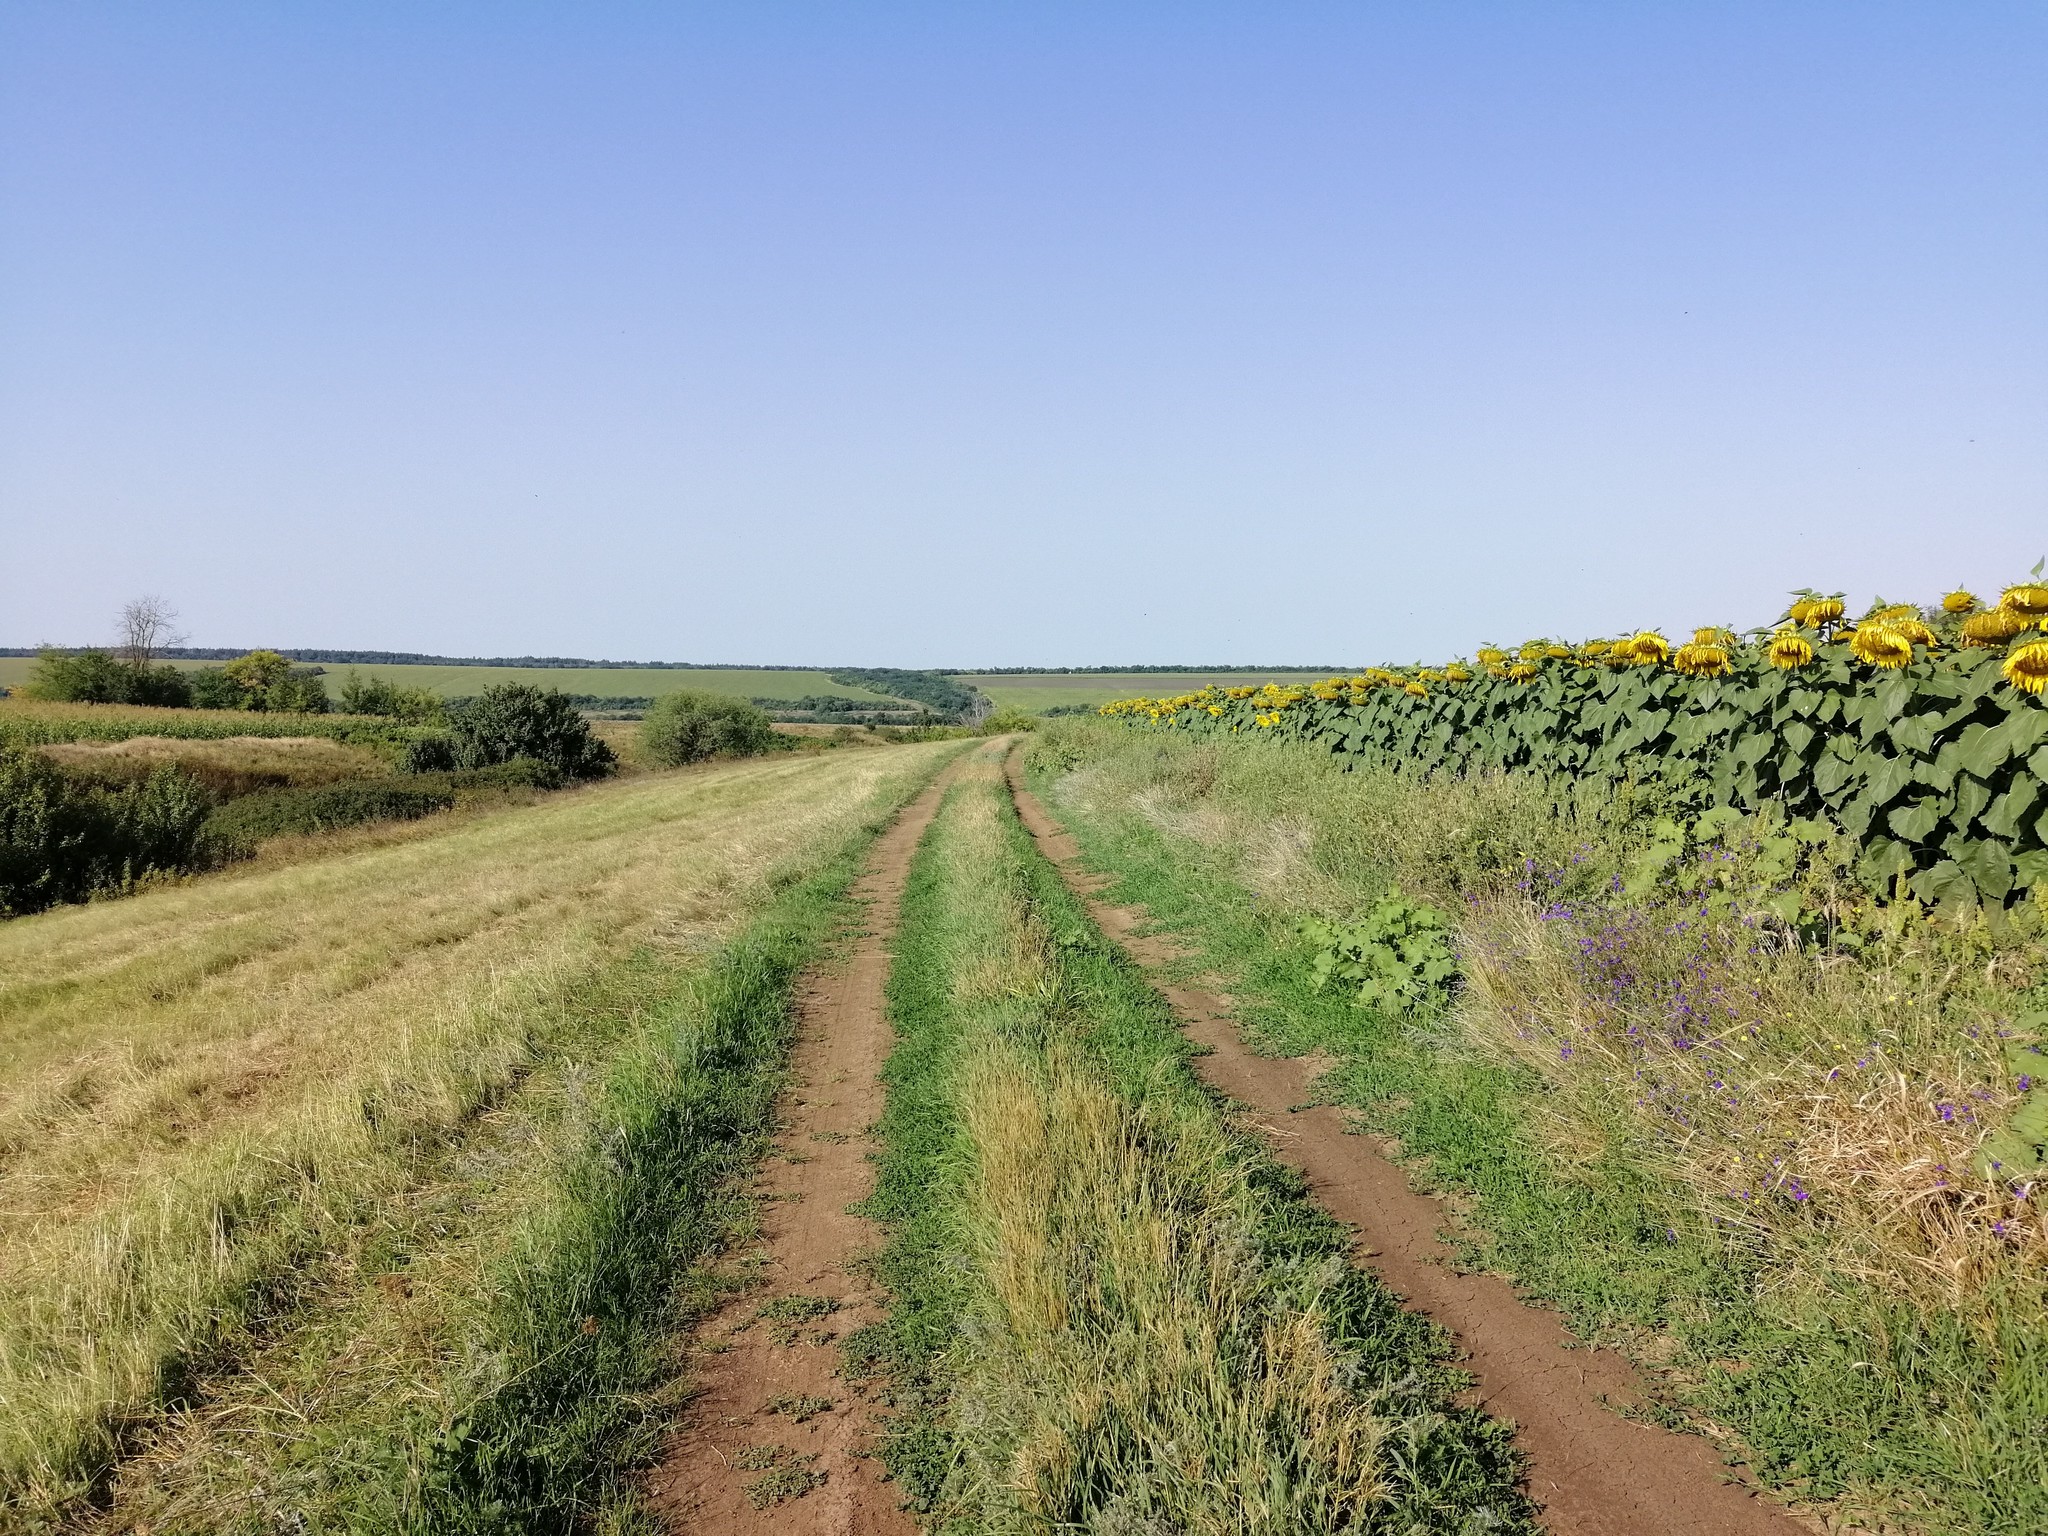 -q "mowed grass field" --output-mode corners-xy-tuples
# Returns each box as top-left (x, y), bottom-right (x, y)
(0, 658), (908, 704)
(956, 671), (1347, 712)
(0, 740), (963, 1527)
